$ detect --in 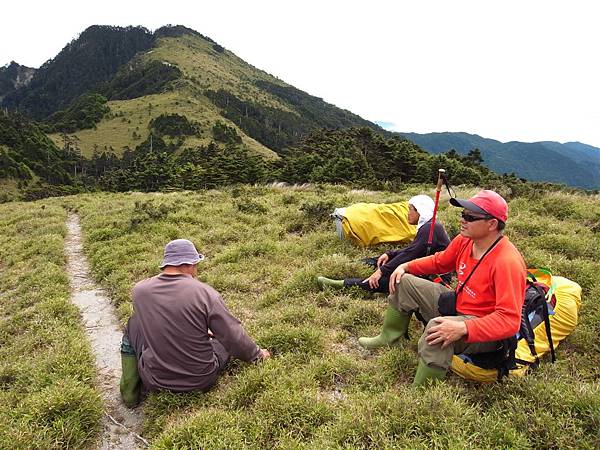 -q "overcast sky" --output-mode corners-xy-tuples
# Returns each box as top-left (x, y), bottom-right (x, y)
(3, 0), (600, 147)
